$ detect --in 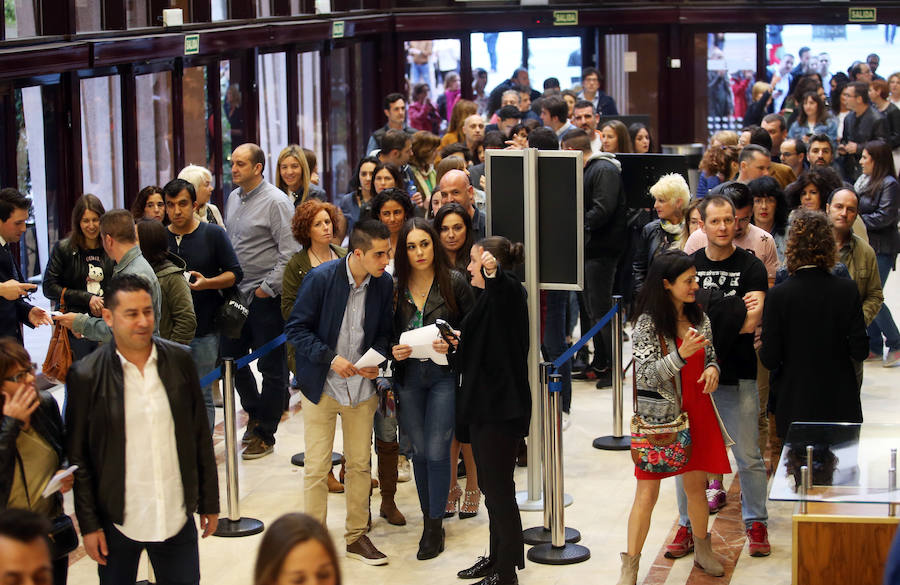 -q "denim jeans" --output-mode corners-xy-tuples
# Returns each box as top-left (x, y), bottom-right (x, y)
(584, 255), (620, 372)
(396, 360), (456, 518)
(190, 333), (219, 431)
(98, 518), (199, 585)
(219, 295), (287, 445)
(543, 291), (572, 413)
(868, 253), (900, 353)
(675, 379), (768, 530)
(412, 62), (430, 84)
